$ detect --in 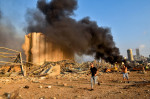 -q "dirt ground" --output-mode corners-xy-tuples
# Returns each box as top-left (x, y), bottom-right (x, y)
(0, 71), (150, 99)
